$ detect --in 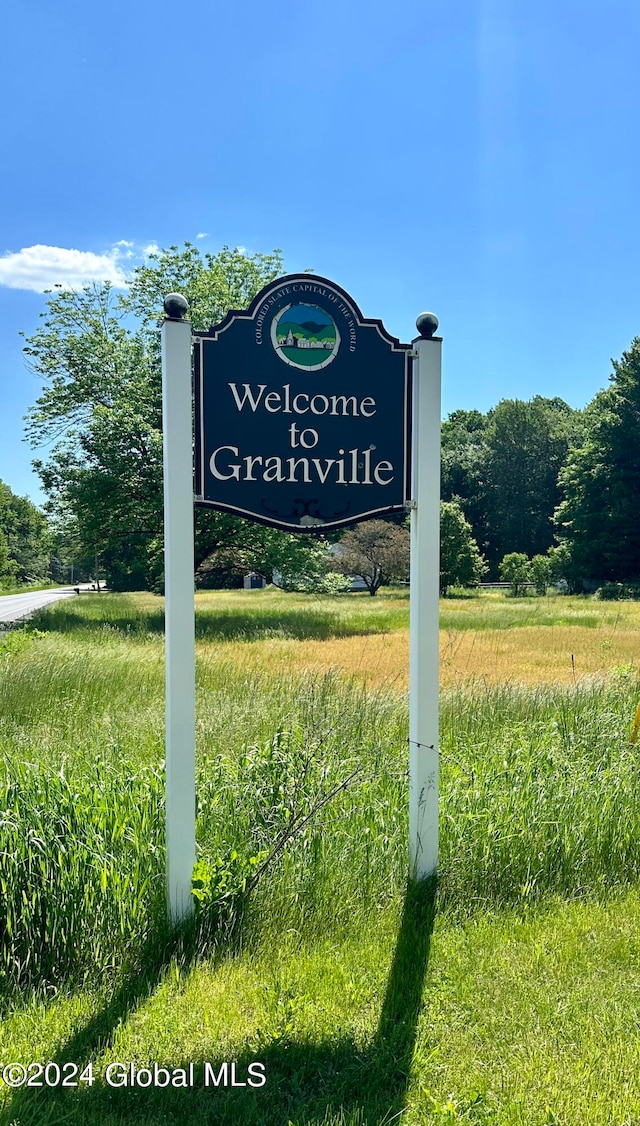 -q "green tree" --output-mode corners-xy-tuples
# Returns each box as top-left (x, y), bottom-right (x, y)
(440, 398), (582, 575)
(0, 480), (50, 586)
(440, 409), (490, 554)
(529, 553), (551, 596)
(0, 526), (16, 586)
(484, 397), (583, 570)
(546, 542), (583, 594)
(439, 500), (487, 595)
(499, 552), (532, 596)
(48, 517), (93, 584)
(23, 243), (325, 590)
(196, 523), (331, 590)
(330, 520), (410, 596)
(555, 338), (640, 583)
(0, 486), (16, 585)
